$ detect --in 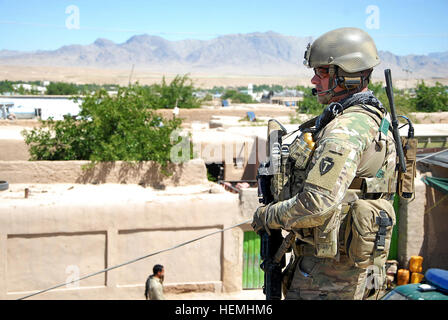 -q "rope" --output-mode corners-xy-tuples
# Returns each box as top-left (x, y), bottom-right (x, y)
(424, 194), (448, 215)
(17, 219), (252, 300)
